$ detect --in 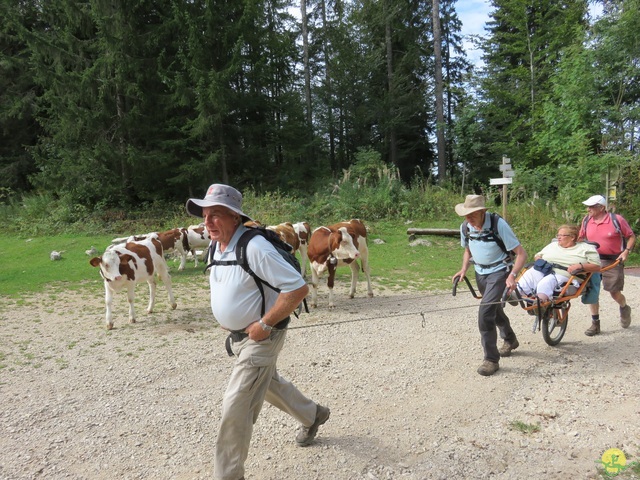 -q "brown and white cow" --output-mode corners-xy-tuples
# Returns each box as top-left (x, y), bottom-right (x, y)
(267, 222), (300, 251)
(307, 219), (373, 308)
(292, 222), (311, 277)
(90, 234), (177, 330)
(155, 228), (190, 270)
(185, 224), (211, 268)
(112, 228), (190, 270)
